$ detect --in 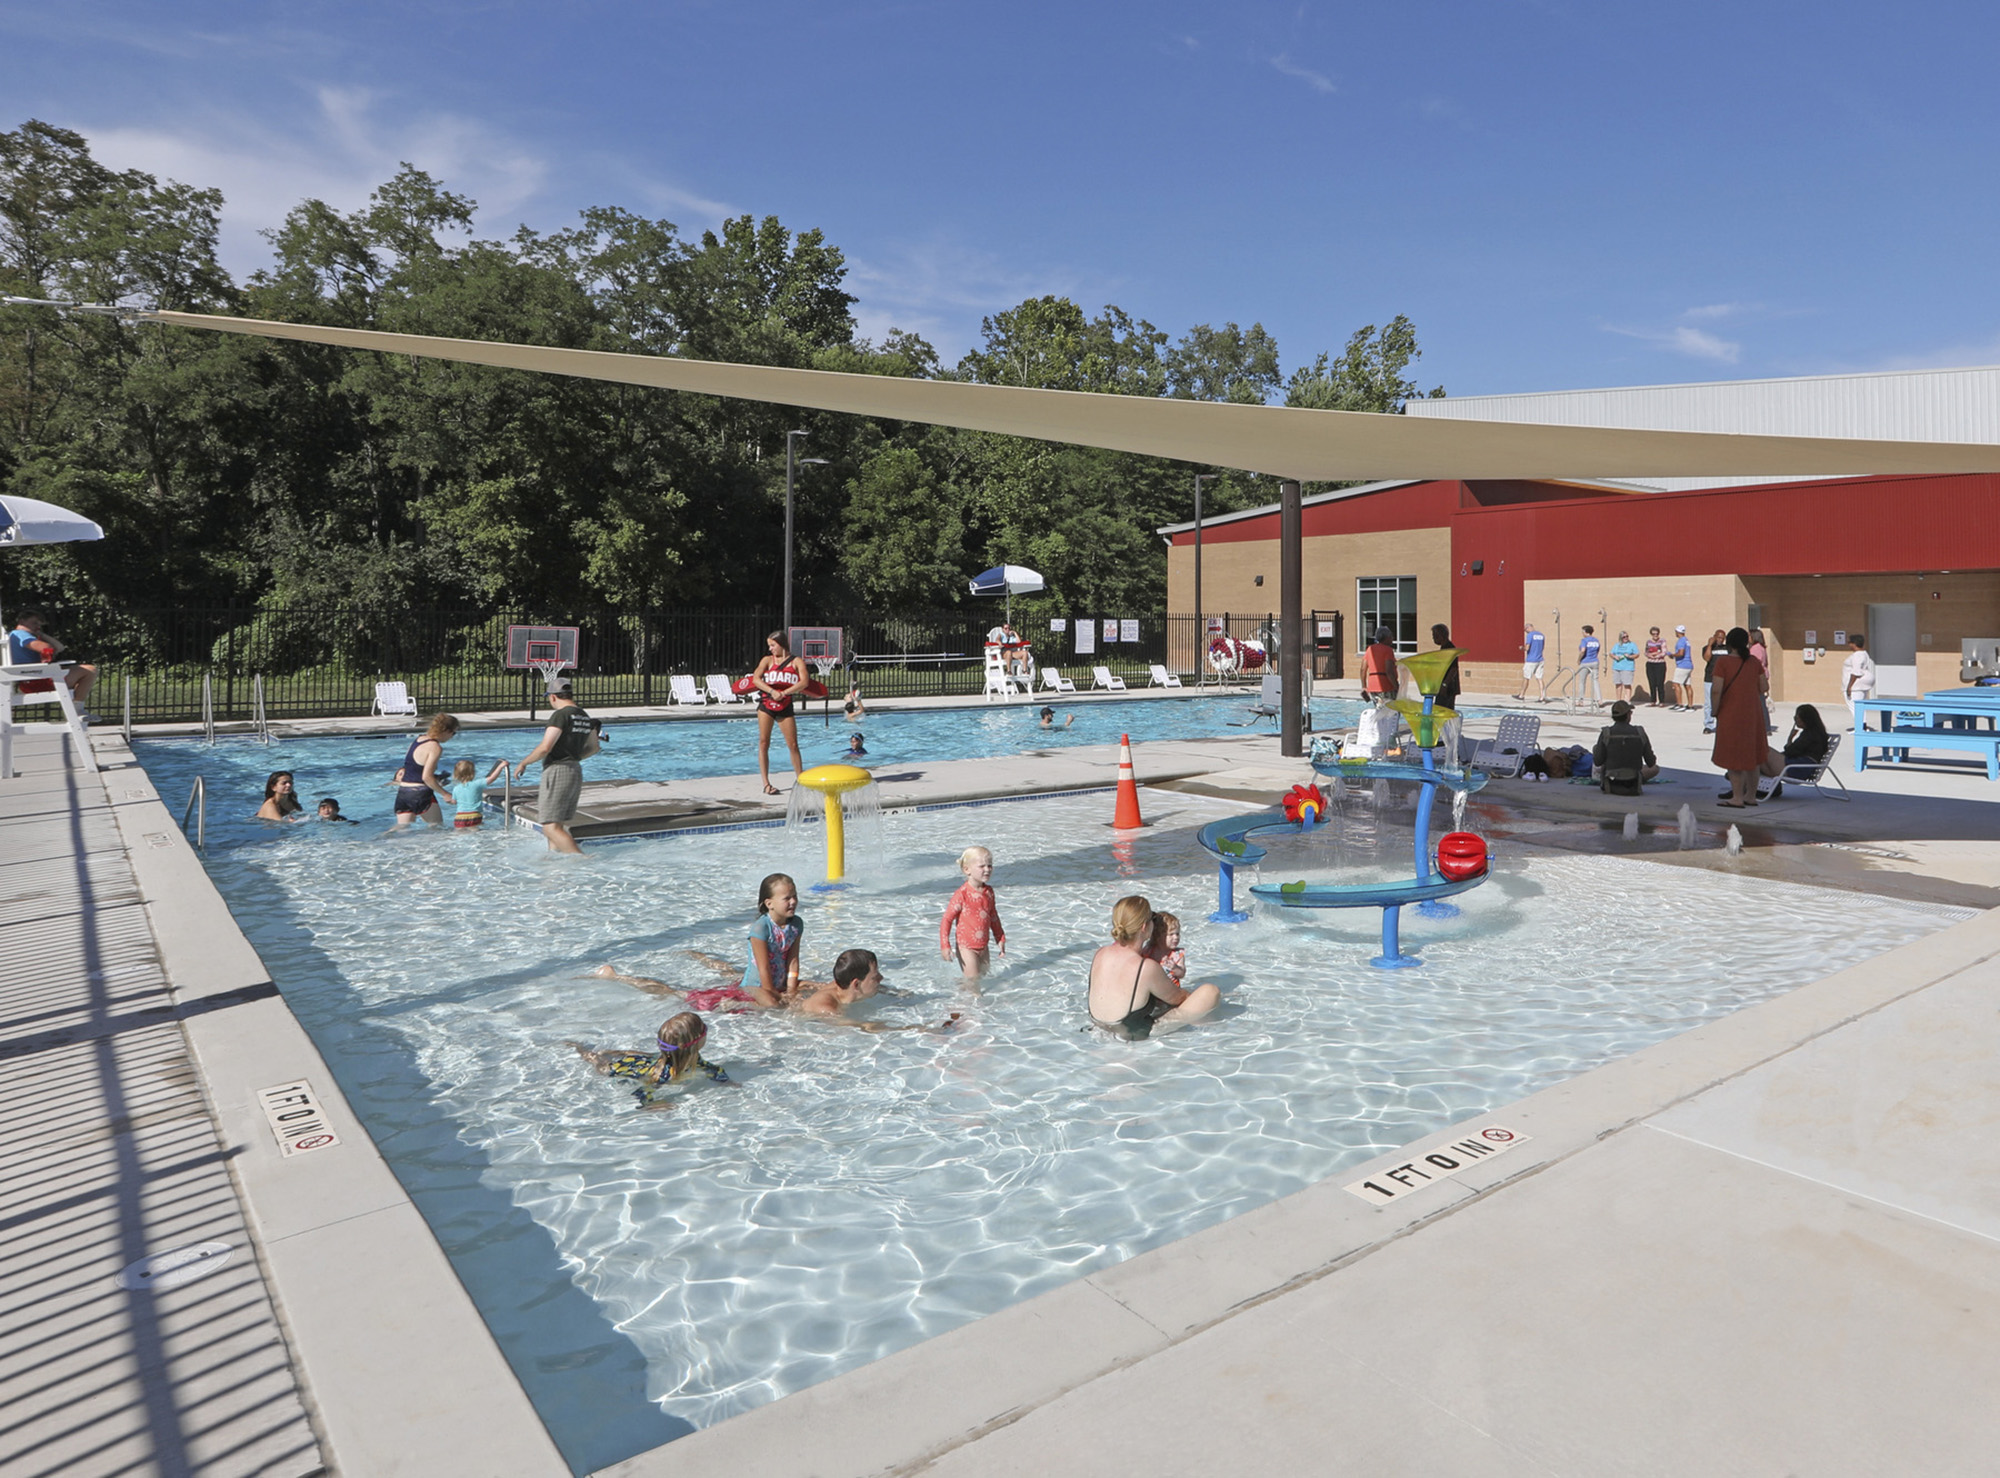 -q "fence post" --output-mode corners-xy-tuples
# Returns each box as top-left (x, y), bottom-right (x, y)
(224, 603), (237, 720)
(122, 675), (131, 744)
(639, 612), (652, 707)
